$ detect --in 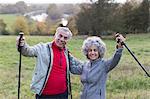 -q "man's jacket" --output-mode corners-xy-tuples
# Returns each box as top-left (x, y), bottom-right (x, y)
(21, 42), (81, 95)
